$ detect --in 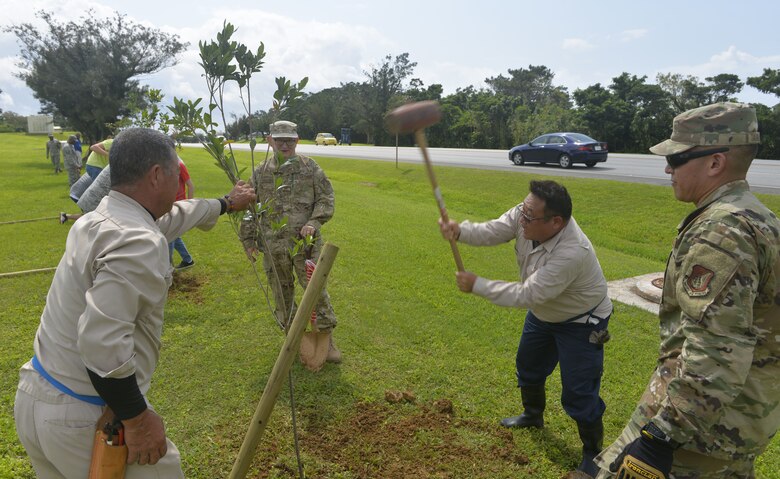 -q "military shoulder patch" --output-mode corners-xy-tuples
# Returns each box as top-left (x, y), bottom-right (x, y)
(683, 264), (715, 297)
